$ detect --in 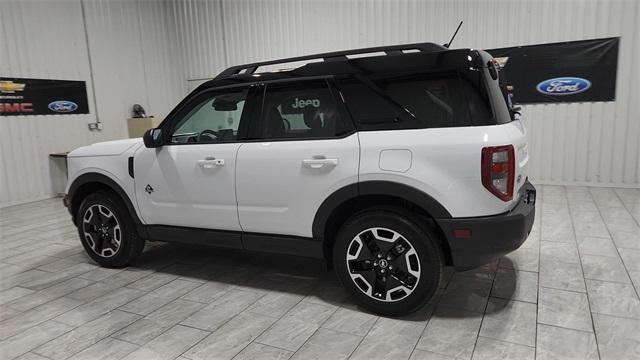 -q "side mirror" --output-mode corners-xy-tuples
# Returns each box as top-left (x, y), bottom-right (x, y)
(143, 128), (163, 148)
